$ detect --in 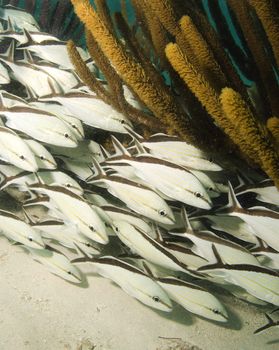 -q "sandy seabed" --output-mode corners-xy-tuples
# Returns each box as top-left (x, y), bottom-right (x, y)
(1, 237), (279, 350)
